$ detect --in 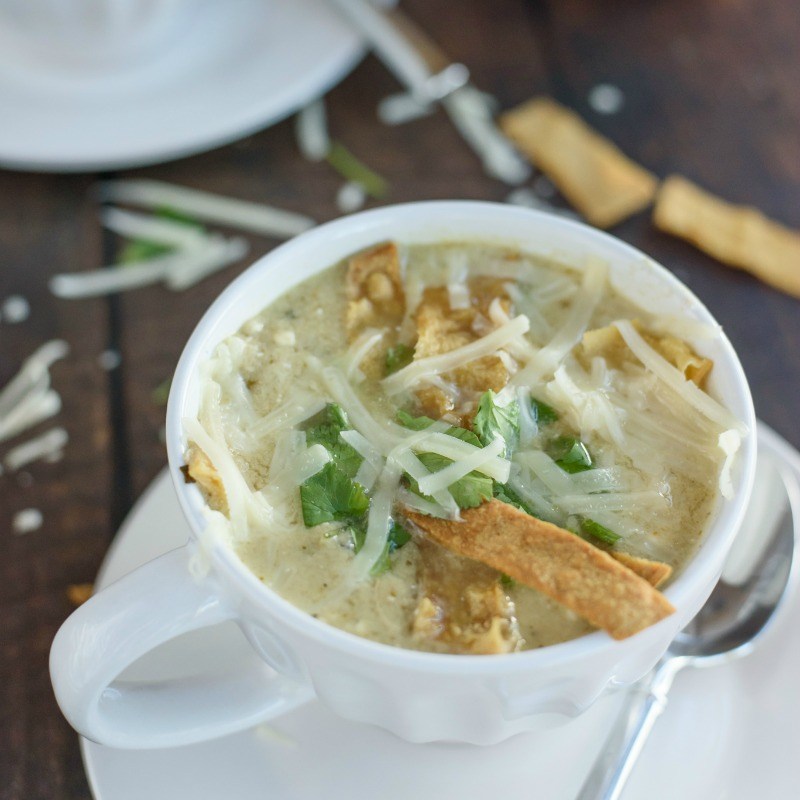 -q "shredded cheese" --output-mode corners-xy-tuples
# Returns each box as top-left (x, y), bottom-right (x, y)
(513, 258), (607, 385)
(382, 314), (530, 395)
(717, 429), (742, 500)
(614, 319), (747, 435)
(97, 180), (315, 239)
(344, 327), (385, 383)
(351, 461), (402, 580)
(417, 435), (506, 496)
